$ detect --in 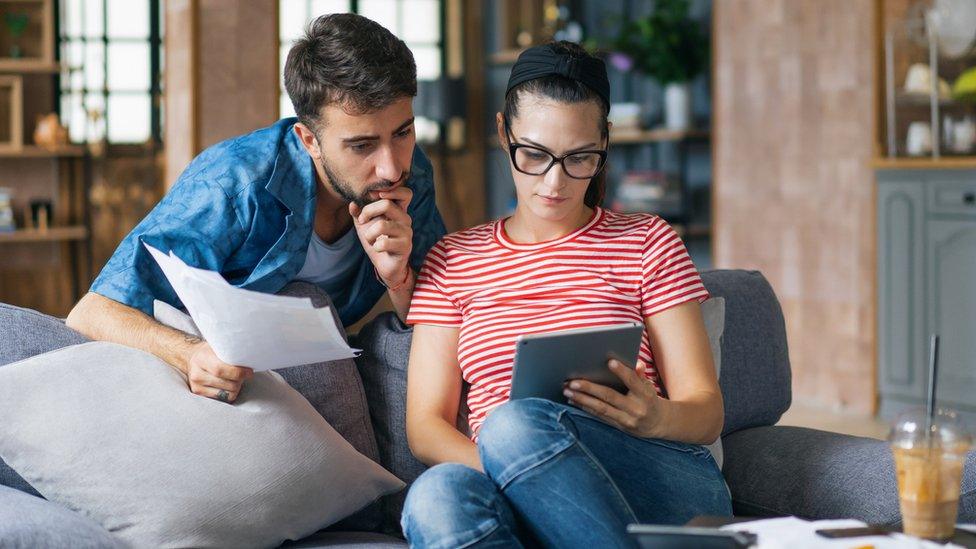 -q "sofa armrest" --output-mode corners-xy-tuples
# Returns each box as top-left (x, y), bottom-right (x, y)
(0, 303), (90, 496)
(722, 425), (976, 525)
(0, 303), (89, 367)
(0, 485), (124, 548)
